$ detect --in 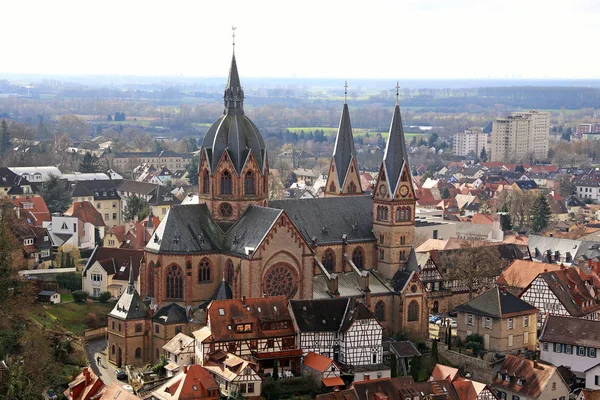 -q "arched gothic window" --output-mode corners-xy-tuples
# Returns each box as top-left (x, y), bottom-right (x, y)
(199, 258), (211, 283)
(148, 262), (155, 297)
(375, 301), (385, 321)
(396, 207), (402, 222)
(408, 300), (419, 322)
(221, 170), (232, 195)
(245, 171), (255, 195)
(166, 265), (183, 299)
(349, 182), (357, 193)
(322, 249), (335, 272)
(352, 247), (365, 269)
(135, 348), (141, 358)
(202, 170), (210, 194)
(384, 207), (389, 220)
(405, 206), (411, 220)
(329, 182), (336, 192)
(225, 259), (235, 283)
